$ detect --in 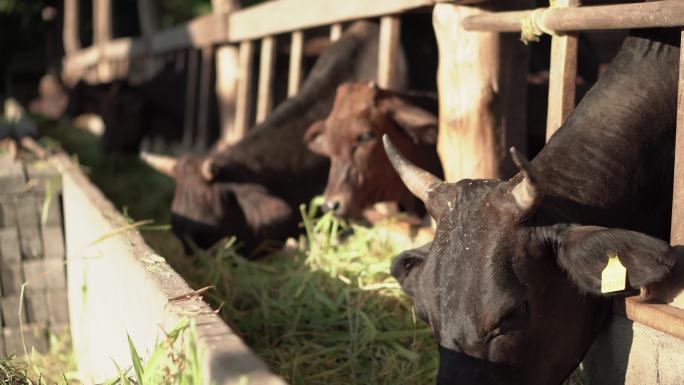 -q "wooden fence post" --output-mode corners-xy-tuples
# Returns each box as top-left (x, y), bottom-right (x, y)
(432, 2), (530, 182)
(546, 0), (579, 141)
(378, 16), (401, 89)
